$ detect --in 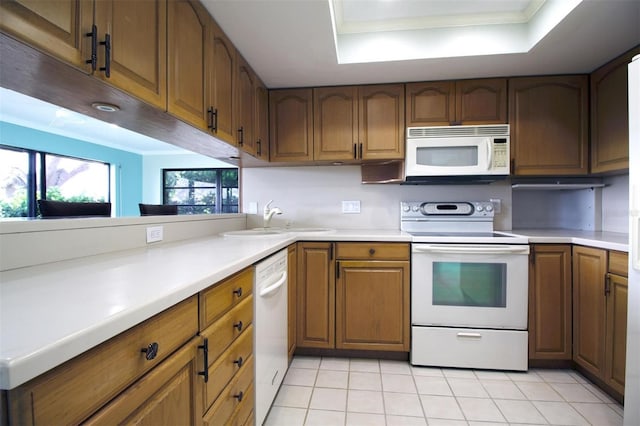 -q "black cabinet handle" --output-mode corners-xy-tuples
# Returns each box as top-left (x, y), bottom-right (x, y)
(605, 274), (611, 296)
(99, 33), (111, 78)
(359, 143), (363, 159)
(233, 321), (243, 331)
(85, 24), (97, 71)
(369, 248), (376, 256)
(208, 107), (218, 132)
(257, 139), (262, 156)
(336, 261), (340, 279)
(198, 338), (209, 382)
(233, 391), (244, 402)
(238, 127), (244, 146)
(353, 143), (357, 159)
(141, 342), (159, 361)
(234, 356), (243, 368)
(233, 287), (243, 298)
